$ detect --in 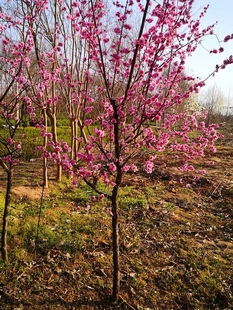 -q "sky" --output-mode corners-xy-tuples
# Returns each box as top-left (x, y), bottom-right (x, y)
(186, 0), (233, 105)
